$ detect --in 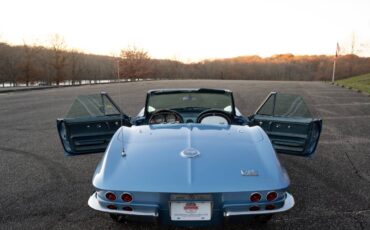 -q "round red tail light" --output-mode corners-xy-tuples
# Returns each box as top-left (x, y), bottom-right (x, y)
(121, 193), (133, 202)
(250, 192), (261, 202)
(122, 206), (133, 211)
(266, 192), (277, 201)
(265, 204), (275, 210)
(105, 192), (116, 201)
(249, 206), (260, 211)
(107, 204), (117, 210)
